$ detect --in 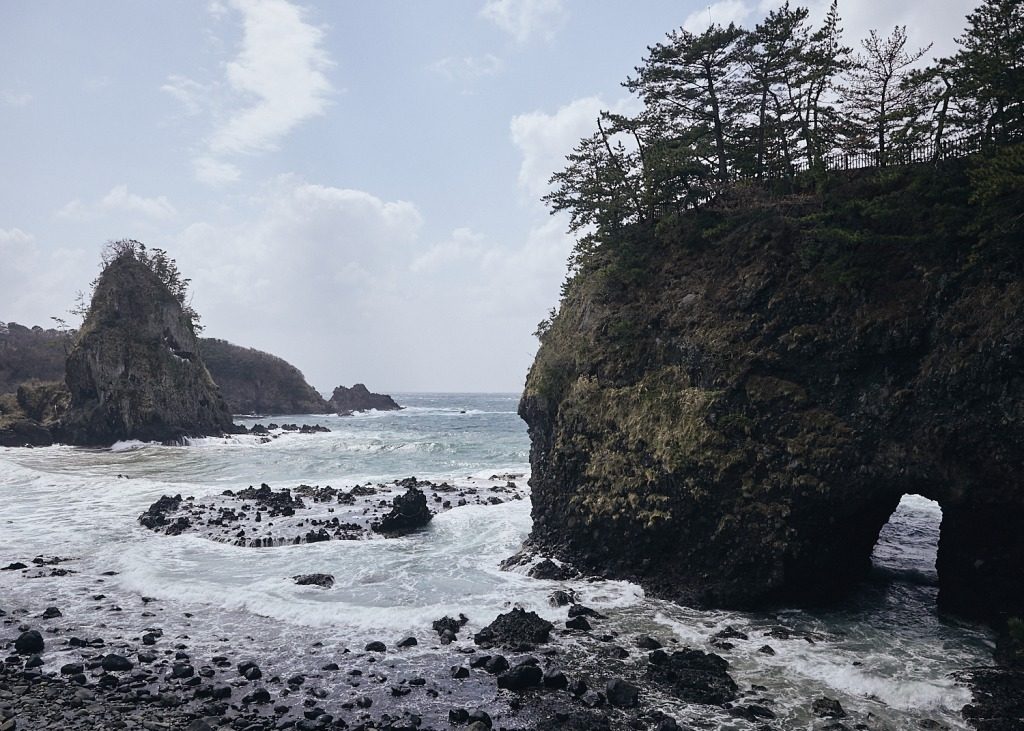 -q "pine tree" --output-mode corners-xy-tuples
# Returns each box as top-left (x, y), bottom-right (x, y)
(842, 26), (932, 165)
(952, 0), (1024, 142)
(736, 2), (810, 178)
(626, 23), (746, 182)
